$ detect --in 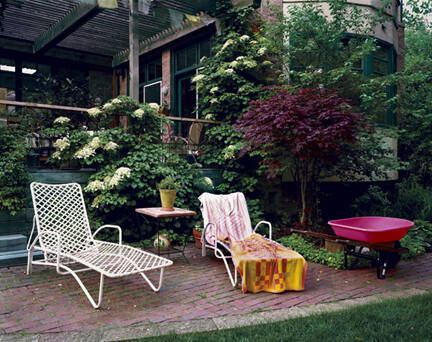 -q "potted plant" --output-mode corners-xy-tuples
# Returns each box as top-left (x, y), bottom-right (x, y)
(193, 222), (204, 248)
(157, 176), (179, 211)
